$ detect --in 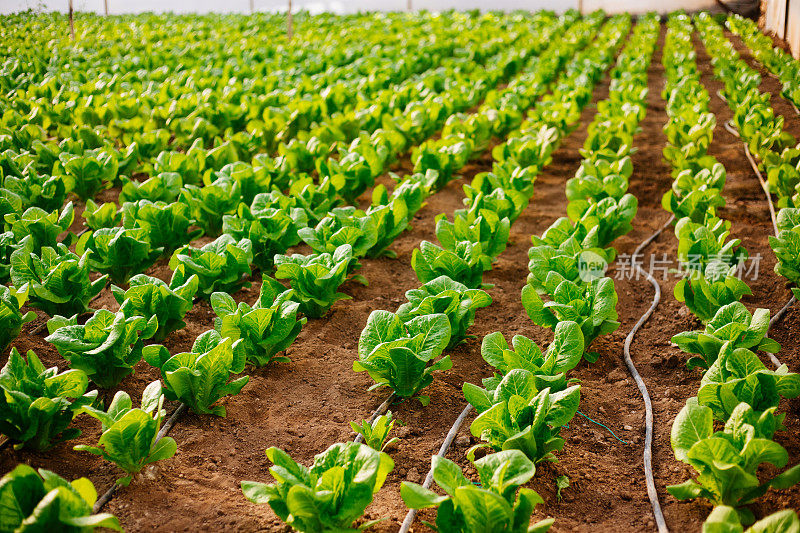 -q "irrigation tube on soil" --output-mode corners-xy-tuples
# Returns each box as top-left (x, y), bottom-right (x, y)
(397, 404), (473, 533)
(93, 402), (188, 513)
(623, 215), (673, 533)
